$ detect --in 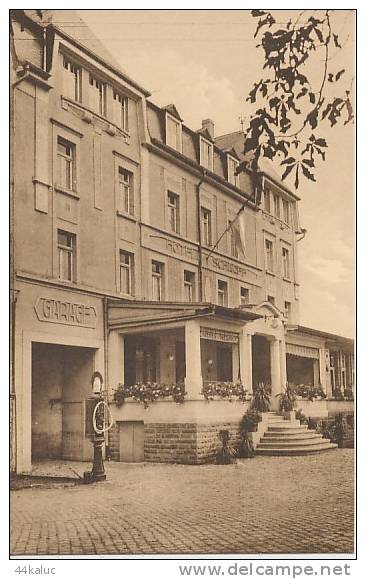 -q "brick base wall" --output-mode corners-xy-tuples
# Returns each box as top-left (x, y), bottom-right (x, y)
(108, 421), (241, 464)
